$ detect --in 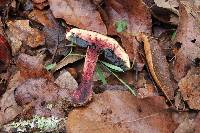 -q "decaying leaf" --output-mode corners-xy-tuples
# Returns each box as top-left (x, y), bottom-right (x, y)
(28, 9), (68, 55)
(104, 0), (152, 62)
(54, 54), (84, 72)
(11, 54), (72, 118)
(67, 90), (177, 133)
(154, 0), (179, 15)
(178, 67), (200, 110)
(14, 78), (70, 117)
(48, 0), (107, 34)
(55, 70), (78, 91)
(6, 20), (45, 51)
(151, 0), (179, 25)
(32, 0), (46, 4)
(139, 34), (176, 101)
(16, 53), (52, 80)
(172, 1), (200, 81)
(0, 88), (22, 126)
